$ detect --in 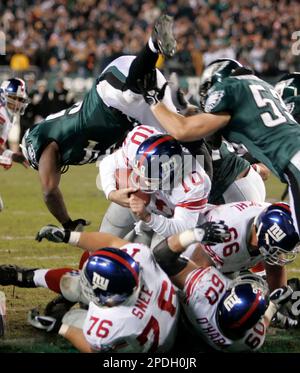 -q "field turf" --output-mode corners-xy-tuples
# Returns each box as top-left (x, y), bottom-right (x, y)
(0, 164), (300, 352)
